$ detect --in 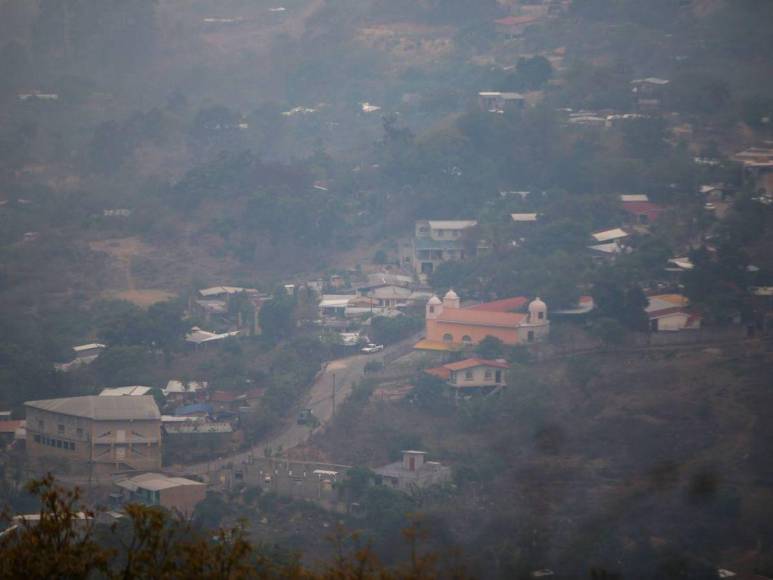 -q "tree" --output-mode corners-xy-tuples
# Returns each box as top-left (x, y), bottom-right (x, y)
(0, 475), (111, 578)
(515, 56), (553, 91)
(476, 336), (504, 359)
(592, 279), (648, 331)
(258, 287), (297, 342)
